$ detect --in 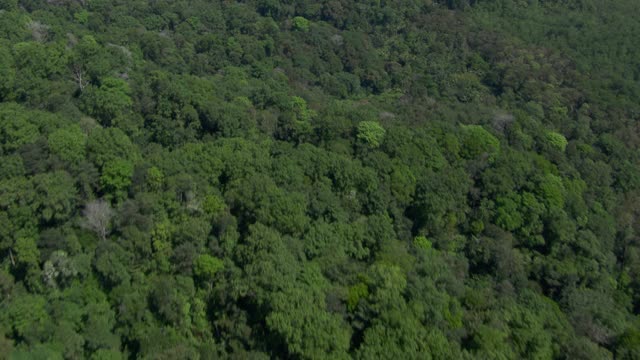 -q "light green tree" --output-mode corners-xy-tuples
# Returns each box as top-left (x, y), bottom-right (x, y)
(357, 121), (386, 148)
(545, 131), (568, 152)
(100, 159), (134, 200)
(194, 254), (224, 280)
(292, 16), (310, 32)
(460, 125), (500, 161)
